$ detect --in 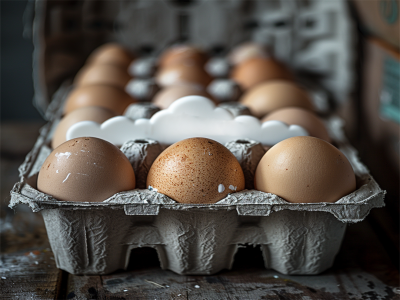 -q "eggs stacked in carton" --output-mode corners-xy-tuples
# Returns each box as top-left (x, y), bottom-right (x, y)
(13, 41), (383, 276)
(43, 42), (355, 205)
